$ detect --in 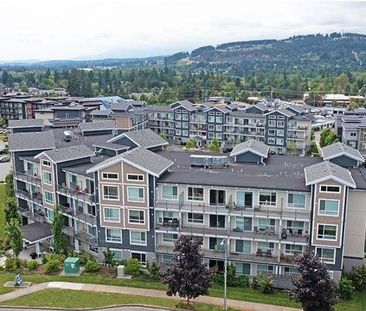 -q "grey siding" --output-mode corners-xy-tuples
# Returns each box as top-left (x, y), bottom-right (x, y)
(236, 152), (262, 163)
